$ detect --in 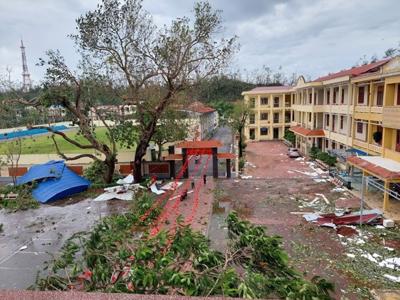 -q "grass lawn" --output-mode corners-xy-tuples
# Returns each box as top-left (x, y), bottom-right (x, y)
(0, 127), (132, 154)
